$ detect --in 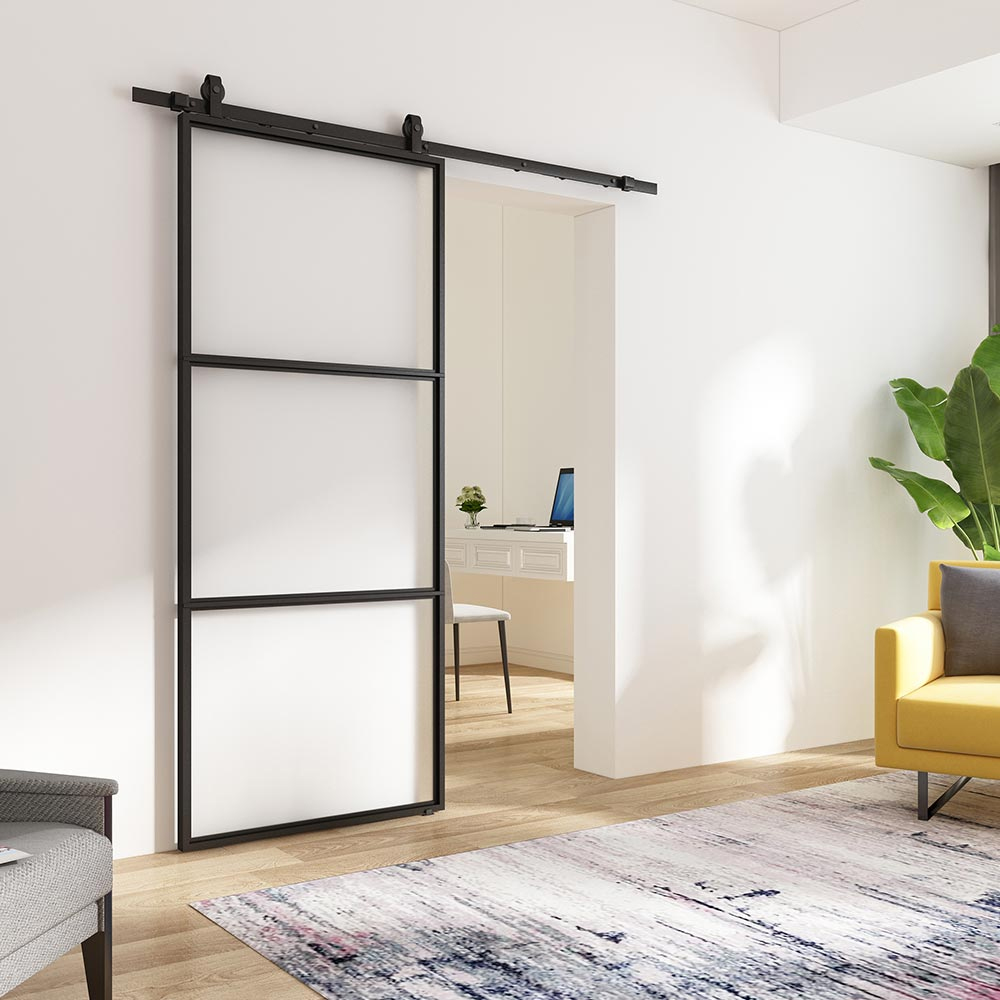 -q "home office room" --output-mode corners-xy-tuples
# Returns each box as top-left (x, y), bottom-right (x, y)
(443, 178), (610, 769)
